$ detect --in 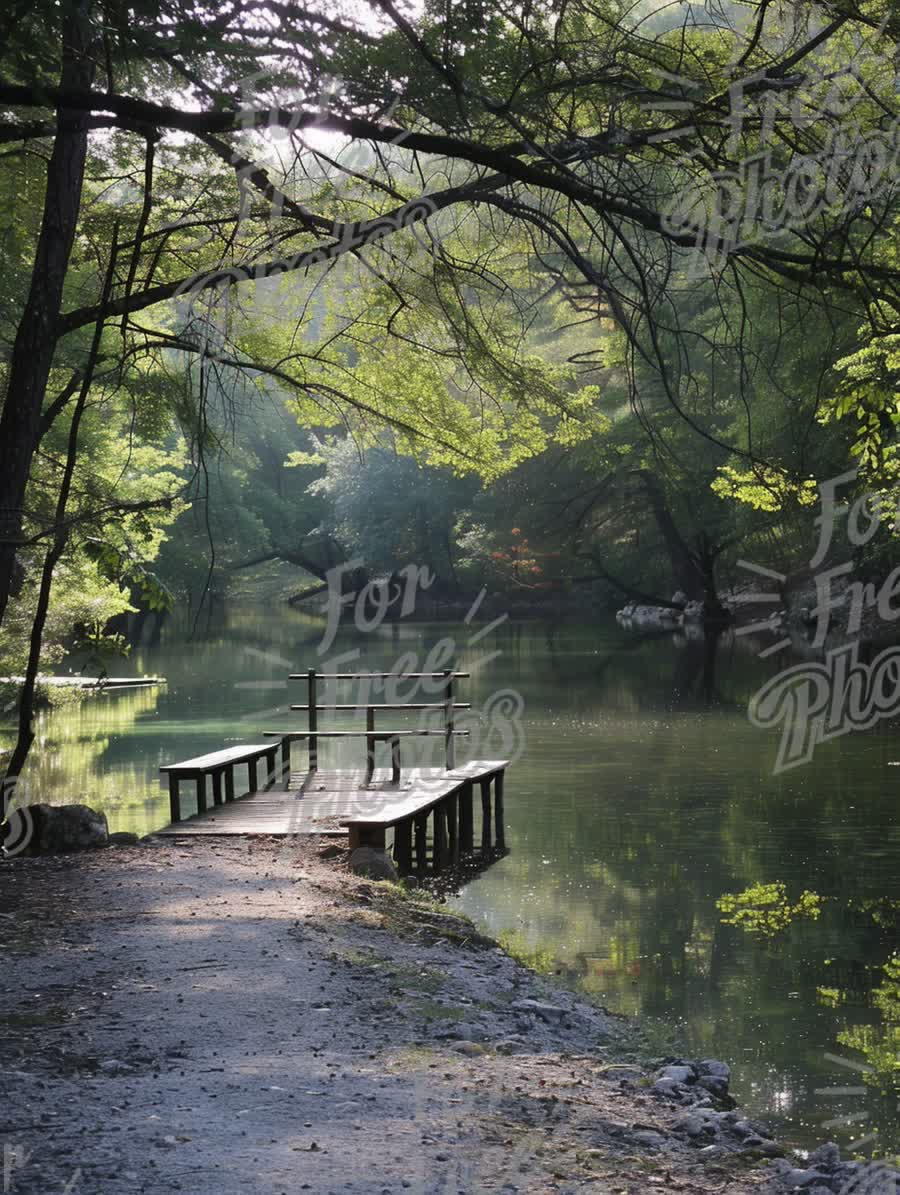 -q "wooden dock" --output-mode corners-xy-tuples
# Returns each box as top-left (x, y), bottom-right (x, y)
(157, 668), (510, 873)
(0, 675), (165, 689)
(156, 761), (507, 871)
